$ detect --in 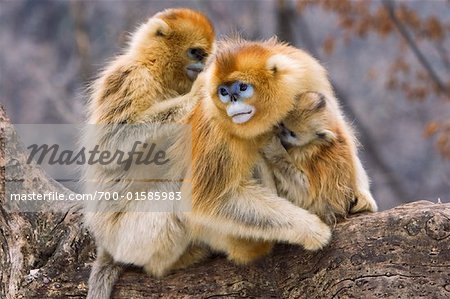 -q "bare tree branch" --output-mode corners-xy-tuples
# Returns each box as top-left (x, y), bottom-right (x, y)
(383, 0), (450, 96)
(276, 0), (296, 44)
(69, 0), (92, 83)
